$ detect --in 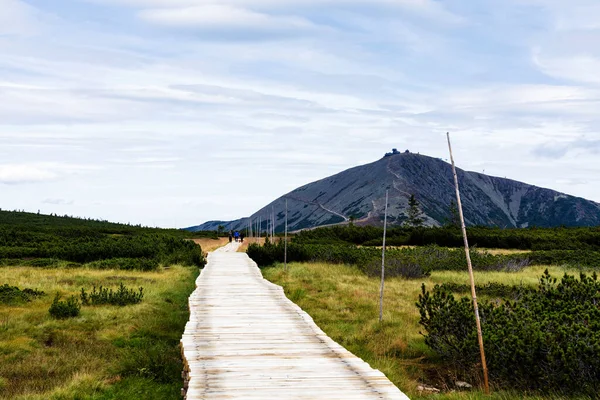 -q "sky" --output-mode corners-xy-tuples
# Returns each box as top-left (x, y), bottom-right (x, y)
(1, 0), (600, 228)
